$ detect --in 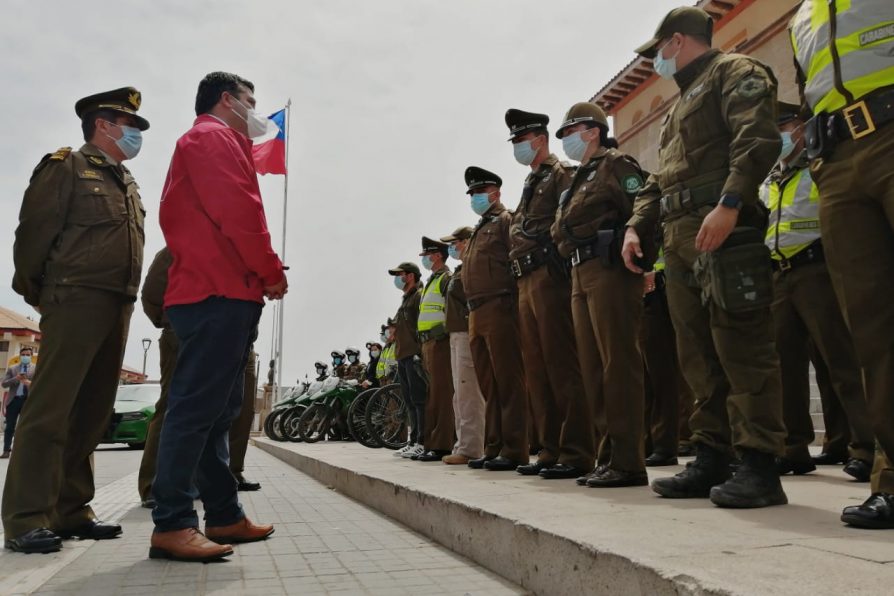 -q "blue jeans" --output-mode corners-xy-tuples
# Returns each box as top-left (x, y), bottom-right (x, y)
(3, 395), (26, 452)
(151, 297), (262, 532)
